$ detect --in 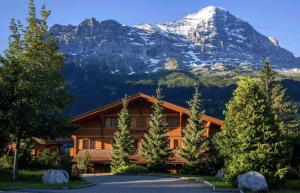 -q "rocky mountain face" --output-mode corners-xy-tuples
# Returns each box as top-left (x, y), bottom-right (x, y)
(49, 6), (299, 75)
